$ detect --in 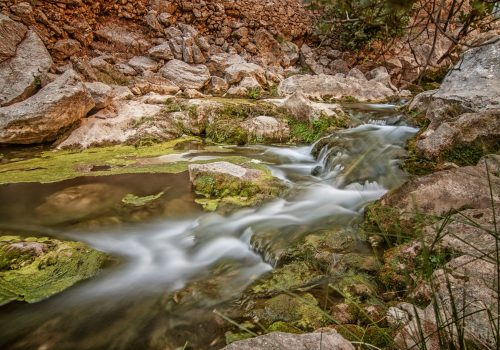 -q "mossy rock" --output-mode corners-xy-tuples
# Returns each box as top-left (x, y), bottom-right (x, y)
(333, 273), (378, 301)
(189, 161), (287, 211)
(0, 236), (106, 305)
(253, 293), (328, 330)
(250, 261), (323, 295)
(267, 321), (303, 334)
